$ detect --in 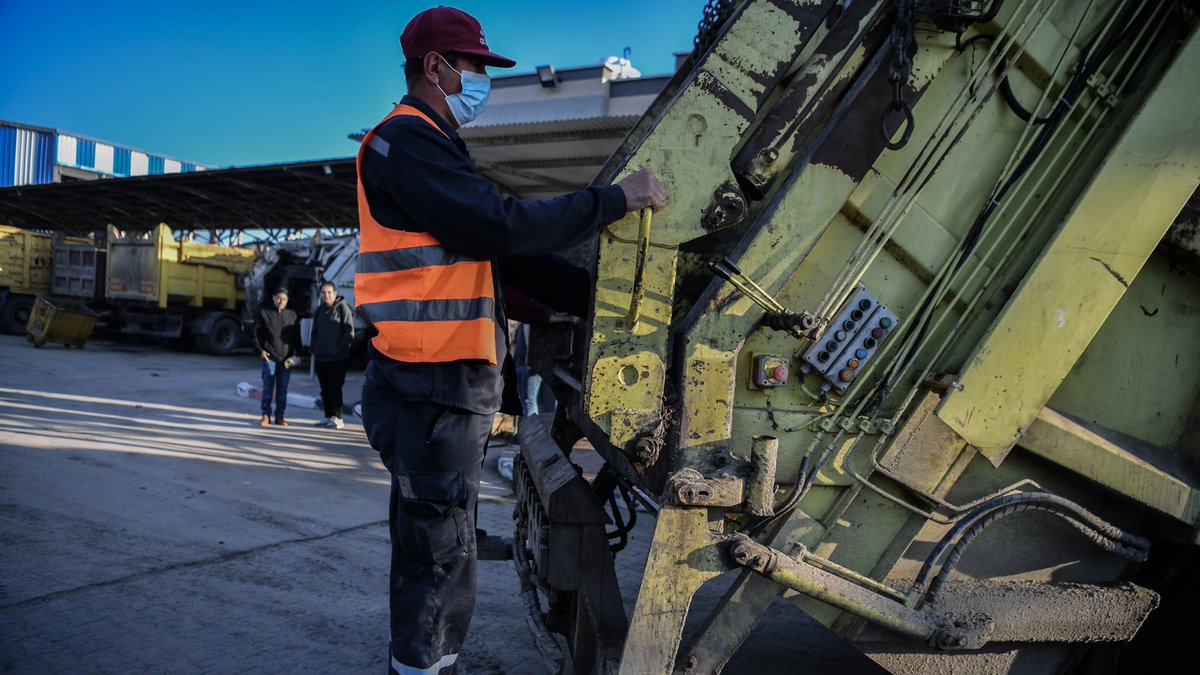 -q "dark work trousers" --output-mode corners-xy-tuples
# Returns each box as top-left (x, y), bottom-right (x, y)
(362, 378), (490, 675)
(314, 359), (349, 418)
